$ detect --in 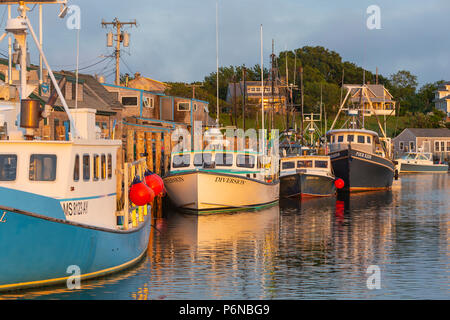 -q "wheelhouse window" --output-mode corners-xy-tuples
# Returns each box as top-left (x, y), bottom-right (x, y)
(93, 154), (100, 181)
(101, 154), (106, 180)
(0, 154), (17, 181)
(281, 161), (295, 170)
(215, 153), (233, 166)
(83, 154), (90, 181)
(367, 136), (371, 144)
(29, 154), (57, 181)
(337, 135), (344, 142)
(357, 135), (365, 144)
(73, 155), (80, 181)
(297, 160), (313, 168)
(347, 135), (354, 142)
(315, 160), (328, 168)
(172, 154), (191, 168)
(107, 154), (112, 179)
(237, 154), (255, 168)
(194, 153), (212, 167)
